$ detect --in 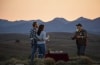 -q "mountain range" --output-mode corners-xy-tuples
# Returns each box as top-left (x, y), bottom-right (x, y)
(0, 17), (100, 35)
